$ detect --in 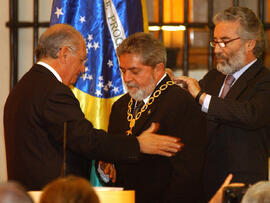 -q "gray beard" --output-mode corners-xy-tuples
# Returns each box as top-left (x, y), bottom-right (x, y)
(216, 46), (245, 75)
(129, 88), (145, 101)
(126, 76), (156, 101)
